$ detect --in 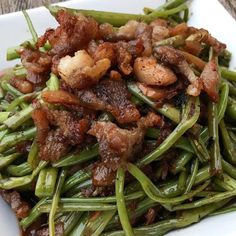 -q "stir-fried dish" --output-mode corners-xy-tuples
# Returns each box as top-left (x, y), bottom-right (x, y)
(1, 0), (236, 235)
